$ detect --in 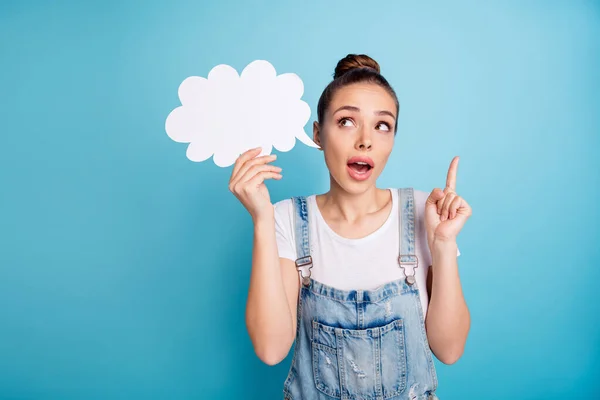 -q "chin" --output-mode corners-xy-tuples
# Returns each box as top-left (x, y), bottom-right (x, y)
(332, 172), (380, 195)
